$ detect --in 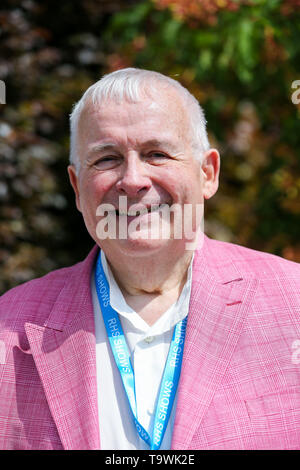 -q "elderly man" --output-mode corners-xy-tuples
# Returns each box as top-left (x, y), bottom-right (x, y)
(1, 68), (300, 451)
